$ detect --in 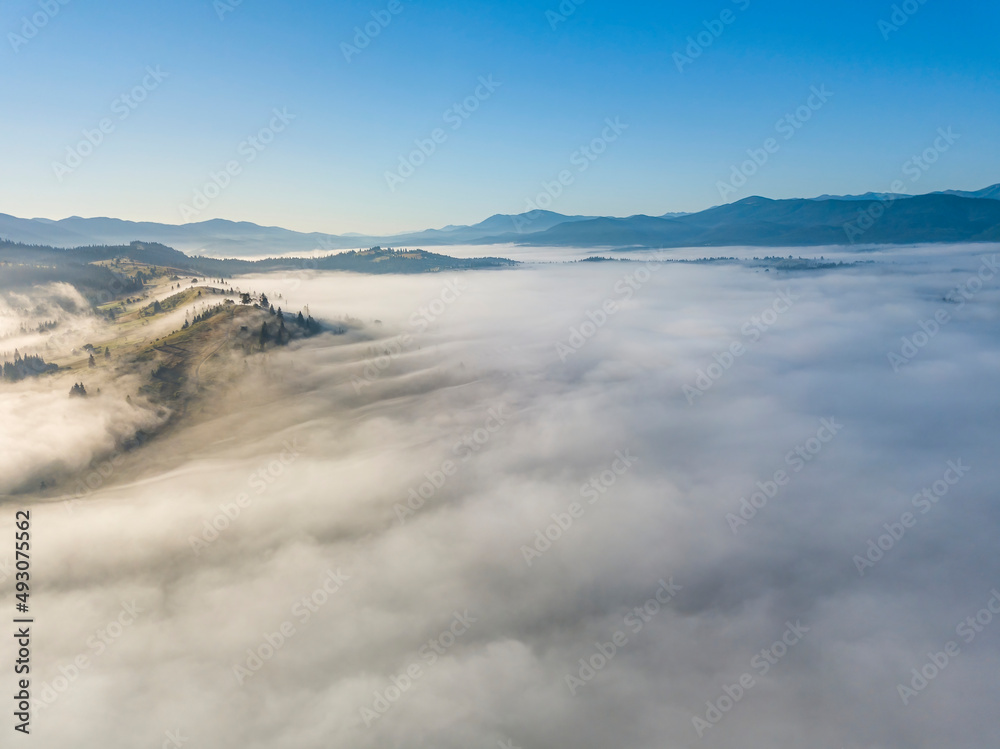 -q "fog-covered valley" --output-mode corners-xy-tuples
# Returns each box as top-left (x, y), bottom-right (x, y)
(2, 243), (998, 748)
